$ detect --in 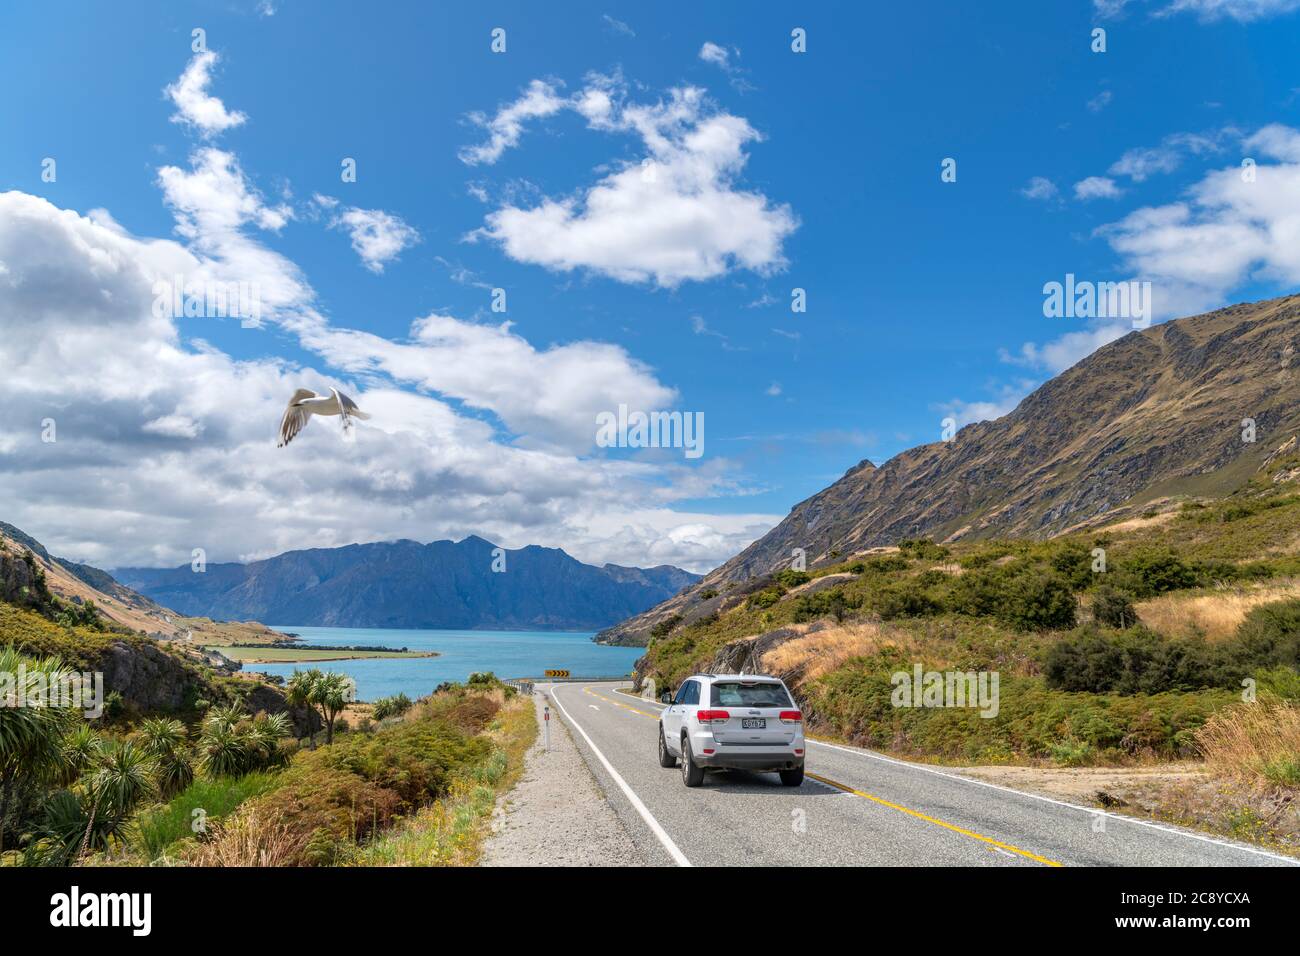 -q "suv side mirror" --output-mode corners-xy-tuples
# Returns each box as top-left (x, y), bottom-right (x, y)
(660, 691), (672, 704)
